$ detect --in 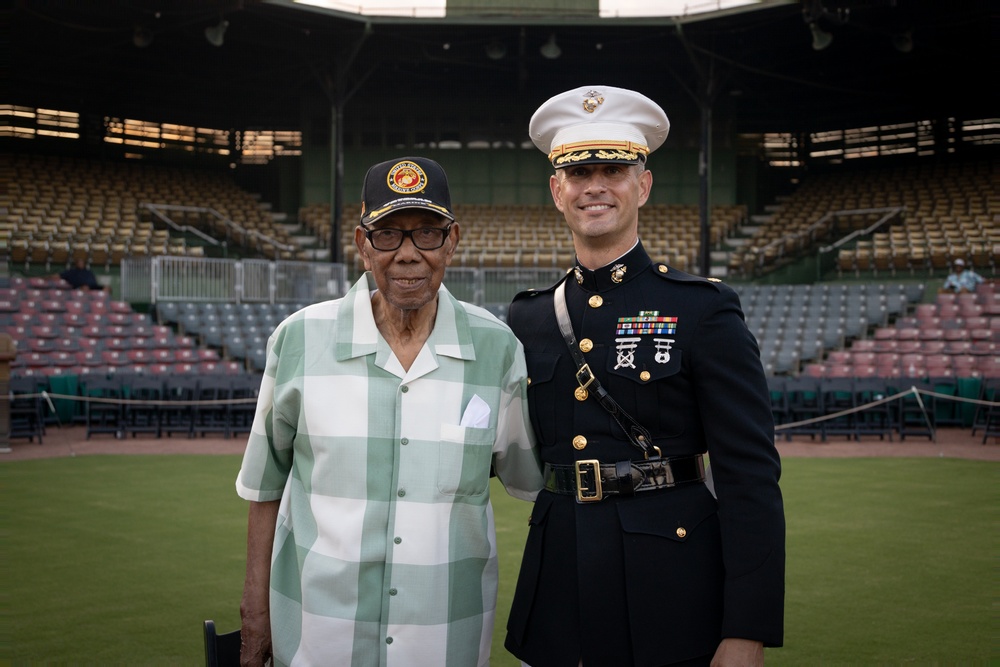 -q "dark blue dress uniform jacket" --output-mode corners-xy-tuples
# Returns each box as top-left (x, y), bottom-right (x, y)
(504, 242), (785, 667)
